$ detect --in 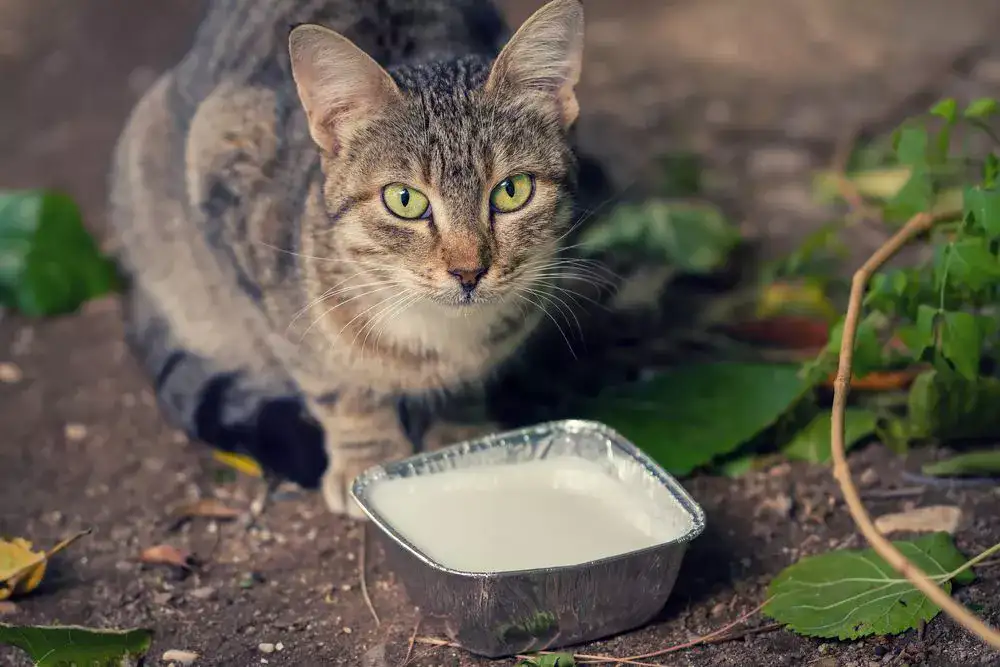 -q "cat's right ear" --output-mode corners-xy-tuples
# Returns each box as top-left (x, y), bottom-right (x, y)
(289, 25), (402, 155)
